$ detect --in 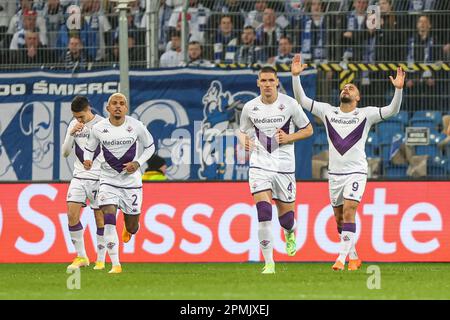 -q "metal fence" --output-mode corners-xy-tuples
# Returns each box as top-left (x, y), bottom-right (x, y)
(0, 0), (449, 179)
